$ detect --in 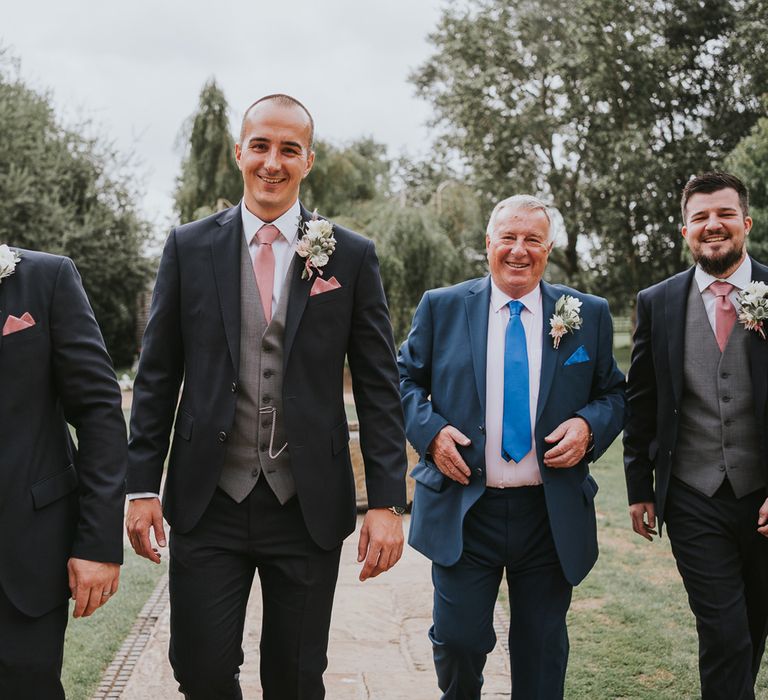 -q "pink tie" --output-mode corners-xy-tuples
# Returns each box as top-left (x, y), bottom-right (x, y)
(253, 224), (280, 323)
(710, 280), (737, 352)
